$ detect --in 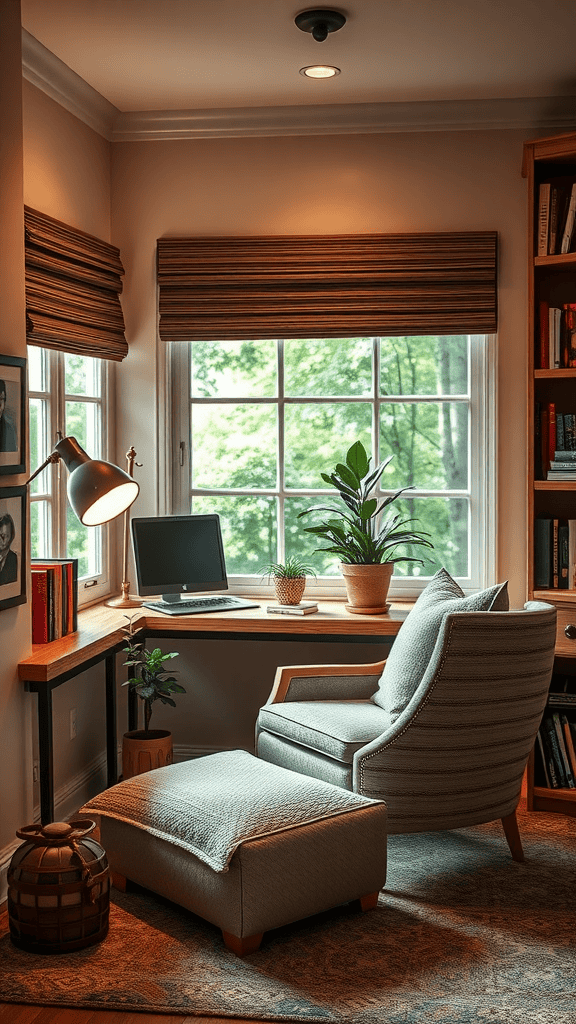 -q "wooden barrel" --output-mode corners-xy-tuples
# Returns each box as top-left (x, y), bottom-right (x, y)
(8, 819), (109, 954)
